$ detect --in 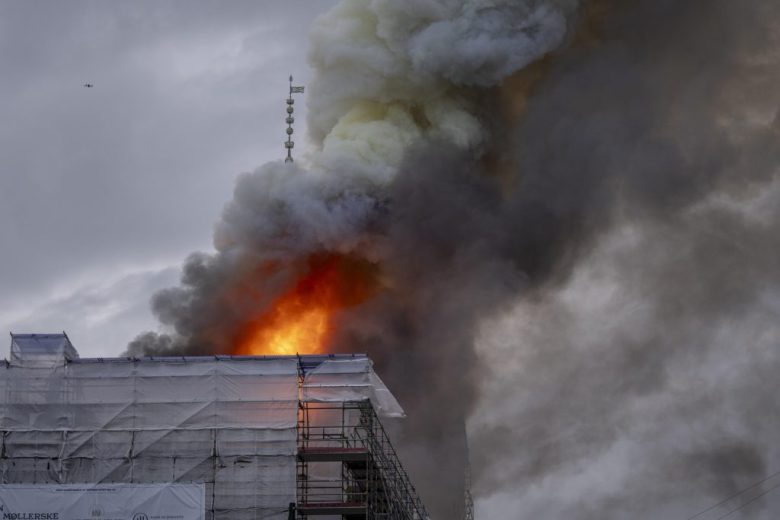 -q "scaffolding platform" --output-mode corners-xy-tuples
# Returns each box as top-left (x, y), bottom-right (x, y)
(299, 447), (370, 462)
(298, 502), (367, 515)
(296, 402), (430, 520)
